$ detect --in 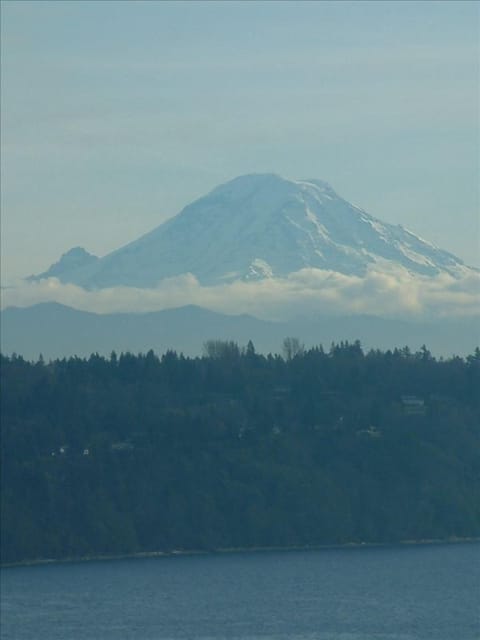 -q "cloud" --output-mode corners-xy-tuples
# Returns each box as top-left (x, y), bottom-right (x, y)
(2, 265), (479, 322)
